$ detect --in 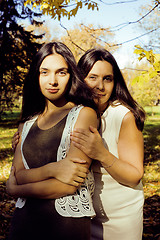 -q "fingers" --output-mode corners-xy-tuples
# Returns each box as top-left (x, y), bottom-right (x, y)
(71, 141), (85, 153)
(71, 158), (86, 164)
(70, 176), (86, 187)
(12, 131), (20, 151)
(71, 128), (90, 138)
(68, 162), (88, 186)
(70, 162), (88, 176)
(70, 132), (88, 149)
(10, 166), (15, 175)
(89, 125), (98, 133)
